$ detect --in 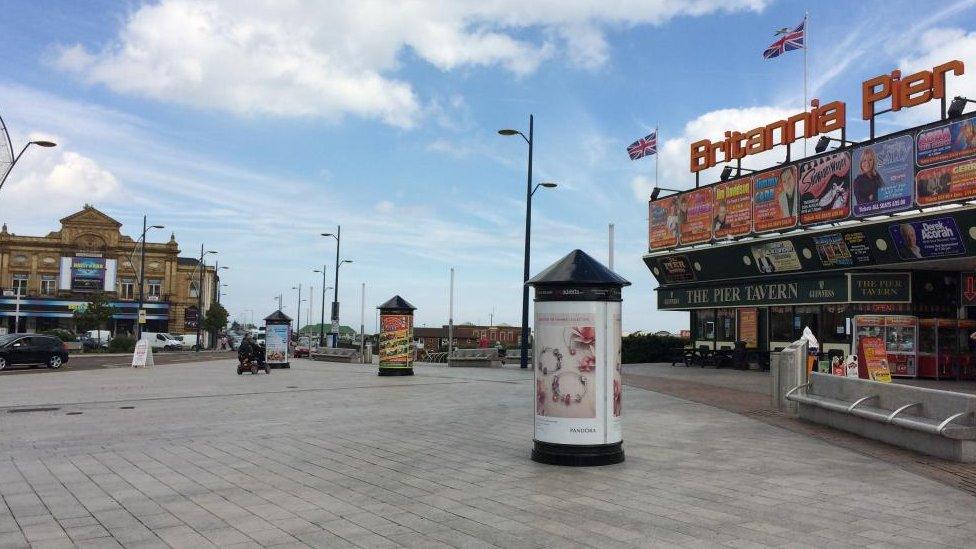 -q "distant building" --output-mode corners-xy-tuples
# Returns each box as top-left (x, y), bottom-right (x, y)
(415, 324), (526, 352)
(0, 205), (217, 337)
